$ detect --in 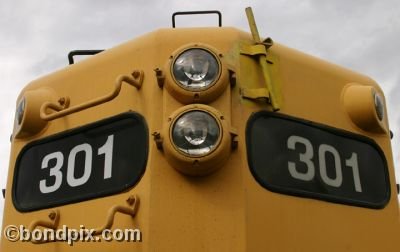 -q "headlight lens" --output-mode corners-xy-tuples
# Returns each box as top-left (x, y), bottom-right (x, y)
(373, 91), (384, 121)
(172, 48), (219, 90)
(172, 111), (220, 156)
(16, 98), (26, 125)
